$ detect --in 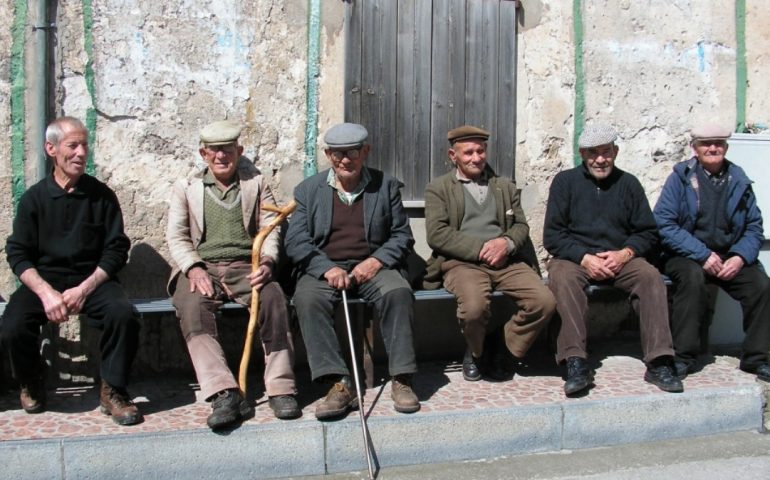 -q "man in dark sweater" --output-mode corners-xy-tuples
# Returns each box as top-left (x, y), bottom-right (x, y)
(285, 123), (419, 419)
(544, 124), (682, 396)
(0, 117), (142, 425)
(654, 123), (770, 382)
